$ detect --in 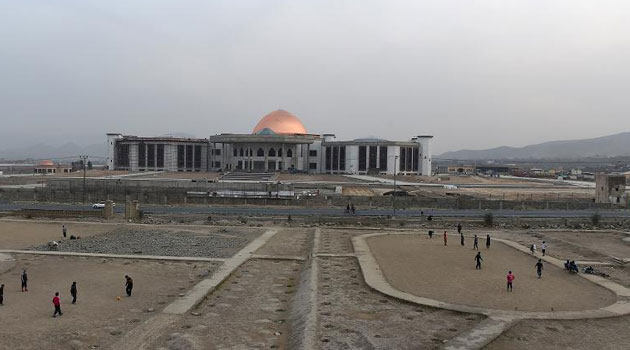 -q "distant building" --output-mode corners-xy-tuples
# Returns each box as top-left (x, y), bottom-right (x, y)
(34, 160), (72, 174)
(107, 110), (433, 176)
(595, 173), (627, 206)
(436, 165), (476, 175)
